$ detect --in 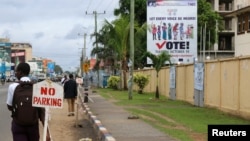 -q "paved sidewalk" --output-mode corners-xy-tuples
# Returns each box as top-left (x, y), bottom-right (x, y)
(78, 86), (177, 141)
